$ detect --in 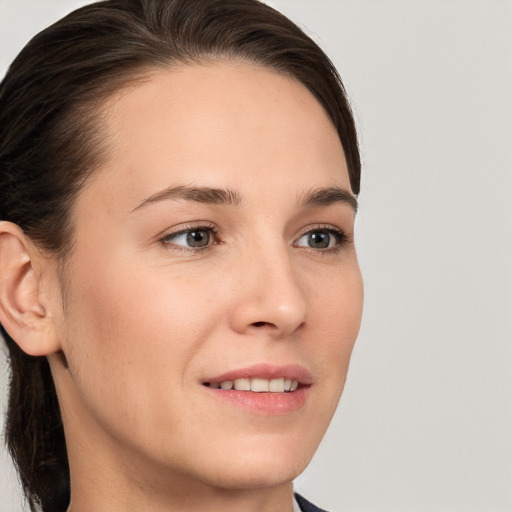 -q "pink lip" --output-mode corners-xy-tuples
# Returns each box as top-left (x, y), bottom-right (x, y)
(201, 363), (312, 415)
(204, 386), (310, 415)
(203, 363), (313, 385)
